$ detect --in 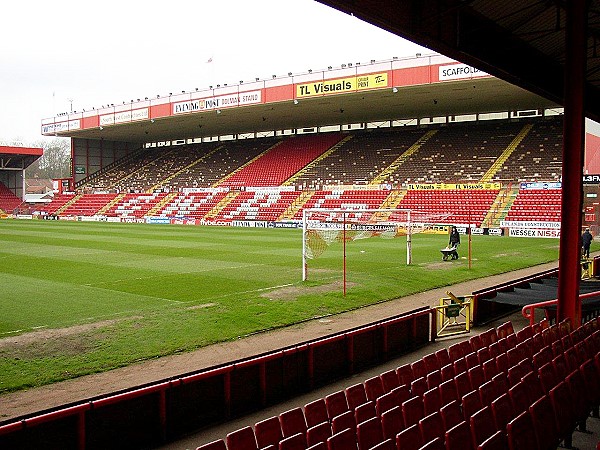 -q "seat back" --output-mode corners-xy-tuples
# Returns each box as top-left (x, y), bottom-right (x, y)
(226, 426), (258, 450)
(327, 428), (357, 450)
(254, 416), (282, 449)
(306, 422), (332, 448)
(507, 410), (538, 450)
(304, 398), (328, 428)
(279, 407), (307, 439)
(356, 416), (384, 450)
